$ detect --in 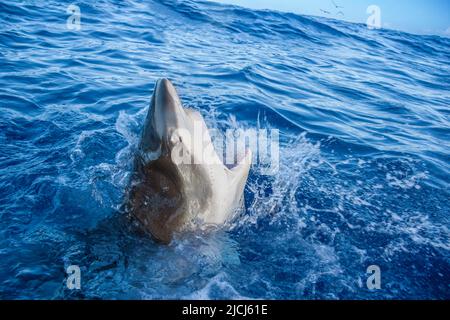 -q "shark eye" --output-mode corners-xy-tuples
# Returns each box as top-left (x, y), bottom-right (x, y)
(171, 129), (191, 147)
(170, 132), (184, 145)
(169, 133), (178, 145)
